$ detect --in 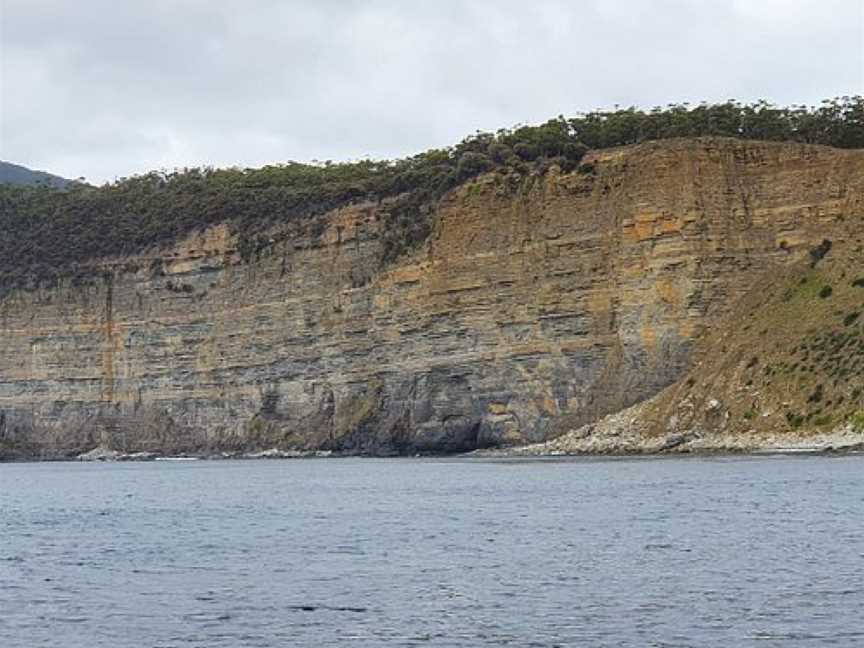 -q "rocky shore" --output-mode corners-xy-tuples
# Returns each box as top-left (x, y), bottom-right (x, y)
(72, 419), (864, 461)
(473, 402), (864, 458)
(71, 446), (336, 462)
